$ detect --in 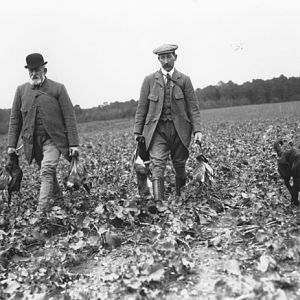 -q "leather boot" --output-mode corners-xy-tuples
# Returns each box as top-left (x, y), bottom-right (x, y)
(148, 177), (164, 213)
(175, 177), (186, 196)
(153, 177), (164, 201)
